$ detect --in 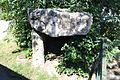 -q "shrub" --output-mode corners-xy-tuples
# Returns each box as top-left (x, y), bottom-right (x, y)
(0, 0), (120, 78)
(0, 0), (46, 48)
(57, 36), (100, 77)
